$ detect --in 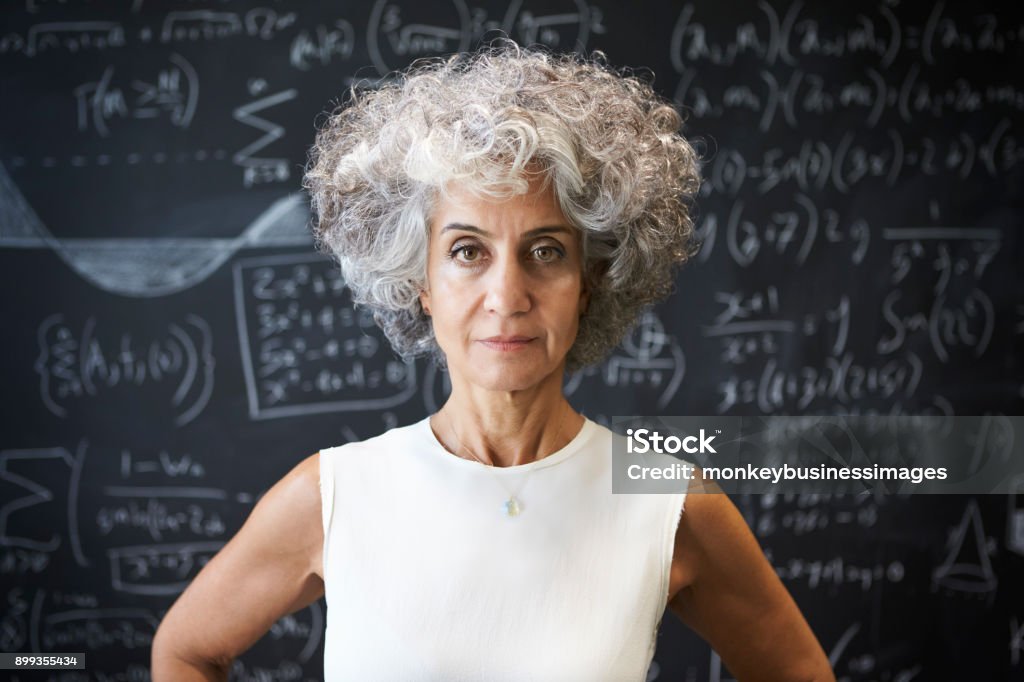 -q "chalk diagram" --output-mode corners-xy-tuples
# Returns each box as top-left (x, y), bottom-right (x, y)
(0, 161), (312, 298)
(564, 310), (686, 409)
(932, 498), (997, 595)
